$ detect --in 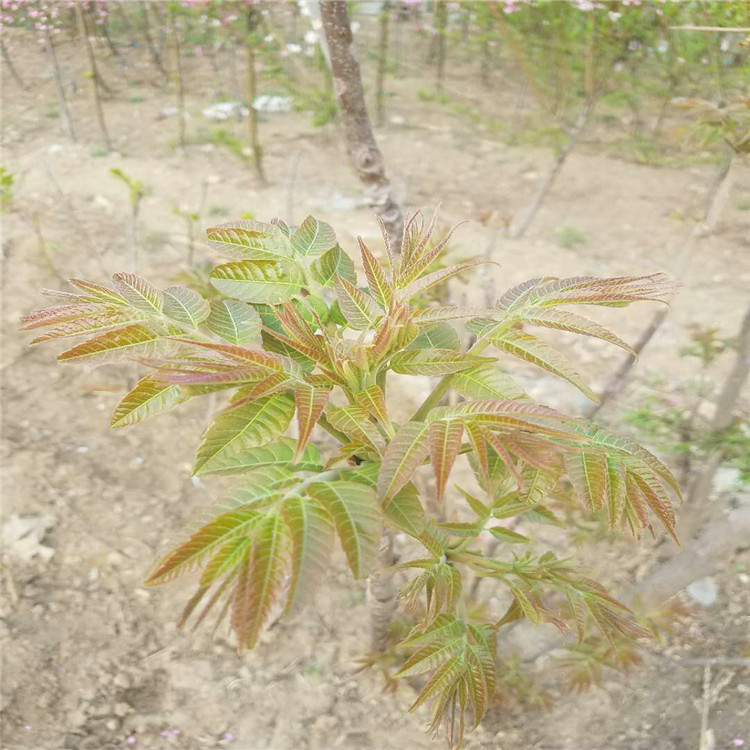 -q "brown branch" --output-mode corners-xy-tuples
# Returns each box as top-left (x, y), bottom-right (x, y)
(588, 153), (737, 418)
(508, 502), (750, 663)
(507, 101), (592, 239)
